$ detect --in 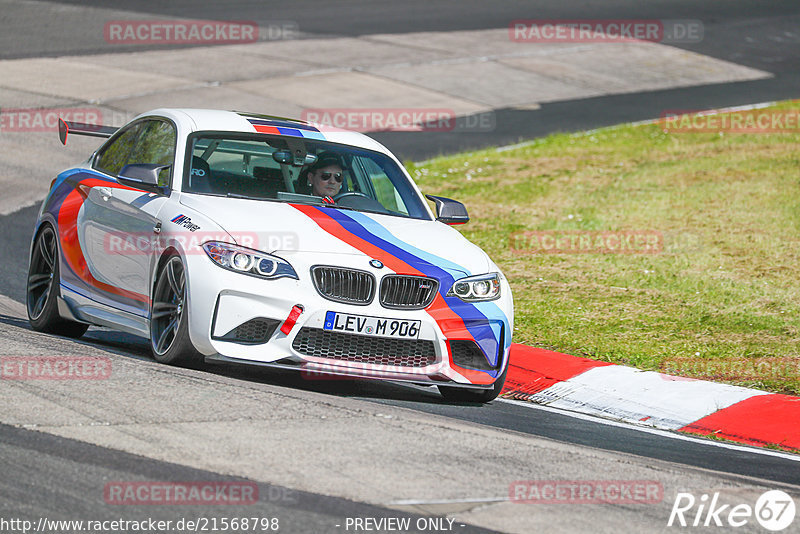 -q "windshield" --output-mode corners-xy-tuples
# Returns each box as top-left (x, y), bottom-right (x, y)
(183, 133), (431, 220)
